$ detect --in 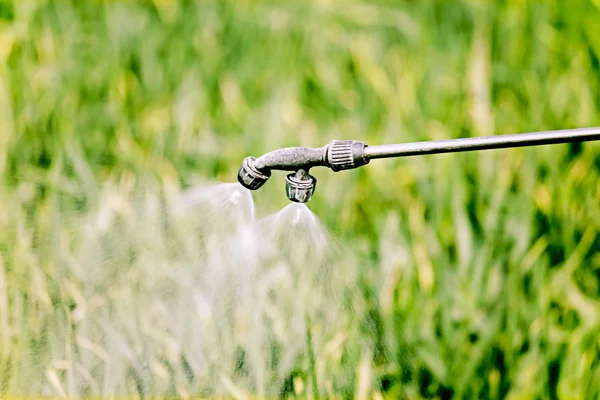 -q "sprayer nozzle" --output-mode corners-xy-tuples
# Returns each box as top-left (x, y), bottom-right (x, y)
(238, 157), (271, 190)
(237, 140), (368, 201)
(285, 170), (316, 203)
